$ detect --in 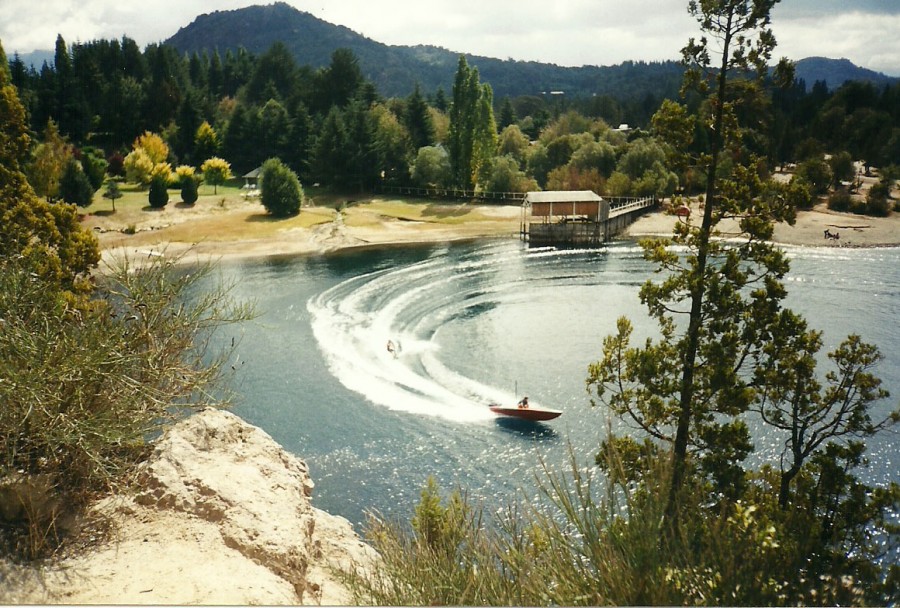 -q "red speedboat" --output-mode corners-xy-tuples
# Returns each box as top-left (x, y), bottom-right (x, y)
(488, 403), (562, 421)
